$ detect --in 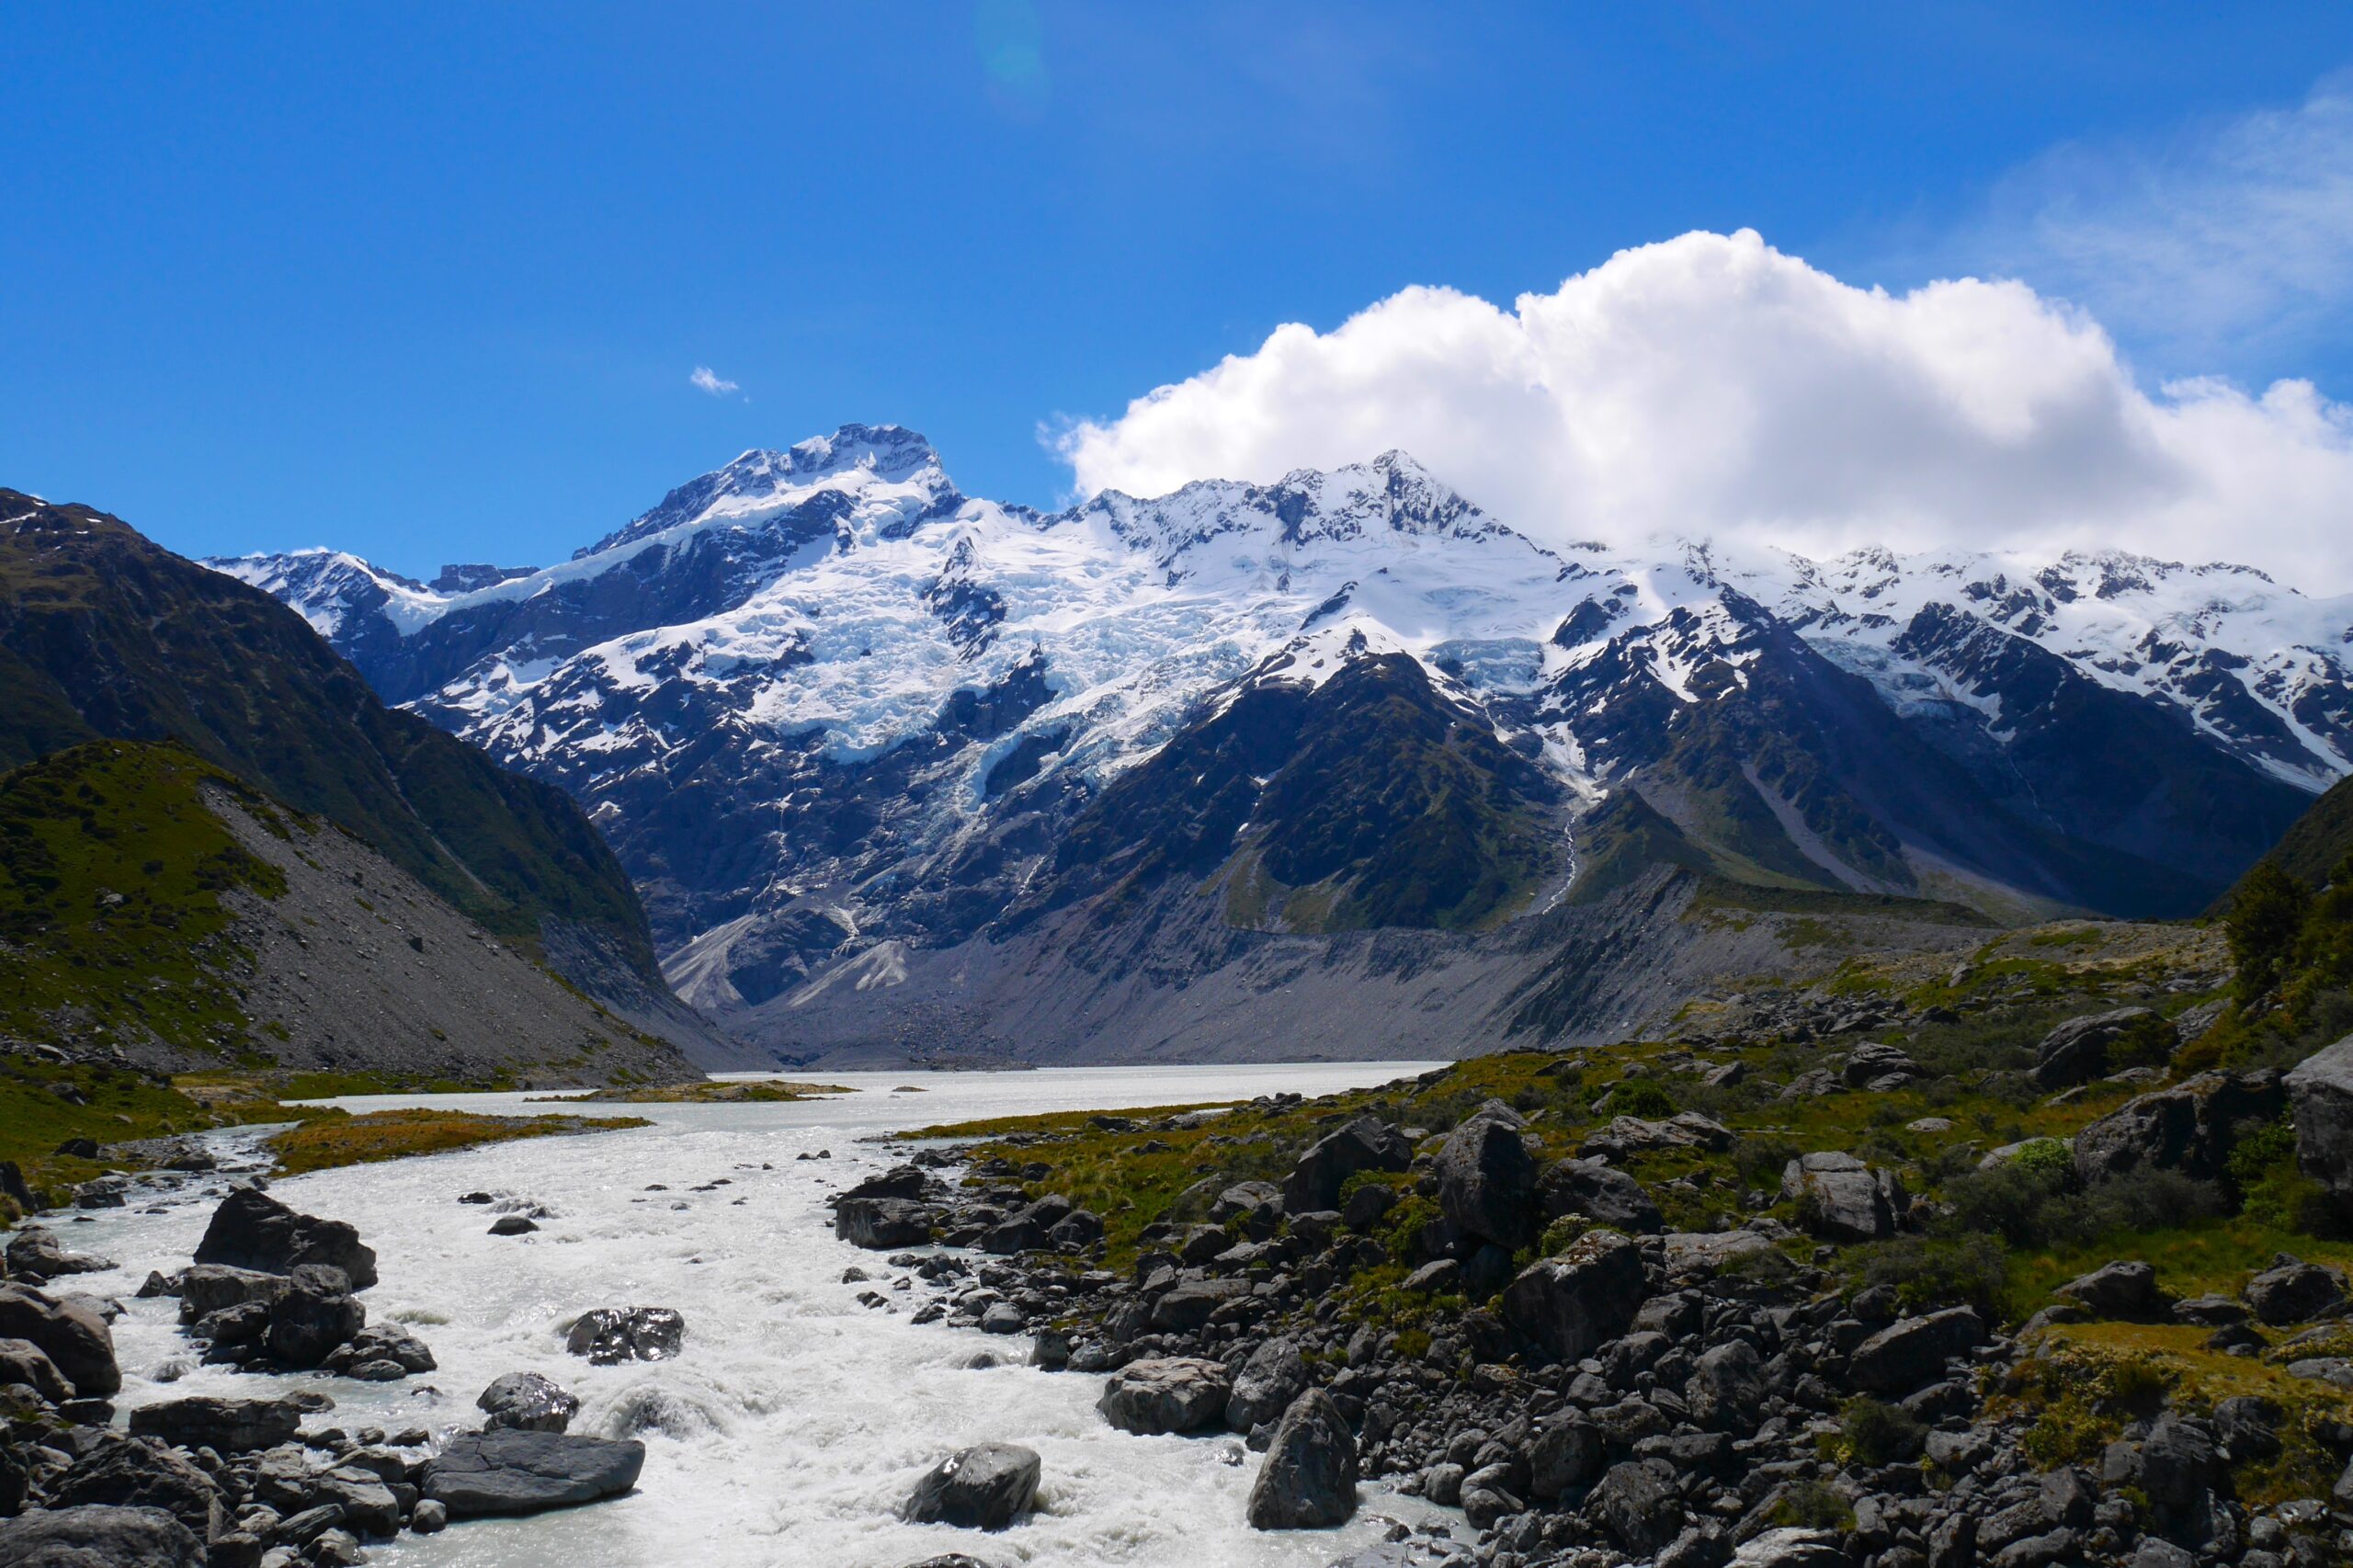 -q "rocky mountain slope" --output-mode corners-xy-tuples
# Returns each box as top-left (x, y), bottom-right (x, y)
(0, 491), (733, 1063)
(0, 740), (687, 1084)
(212, 427), (2352, 1057)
